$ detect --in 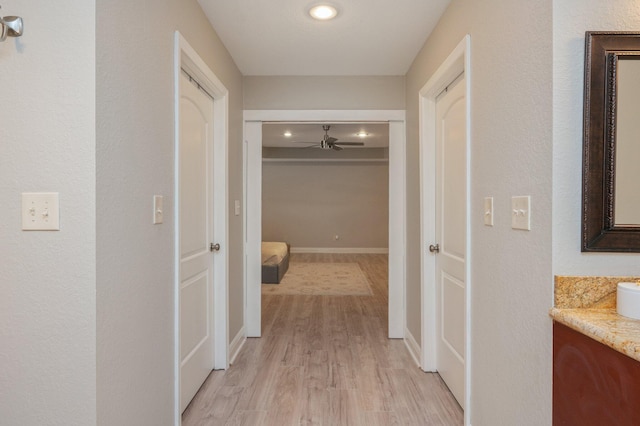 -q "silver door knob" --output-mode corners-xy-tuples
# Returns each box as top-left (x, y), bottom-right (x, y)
(429, 244), (440, 253)
(210, 243), (220, 252)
